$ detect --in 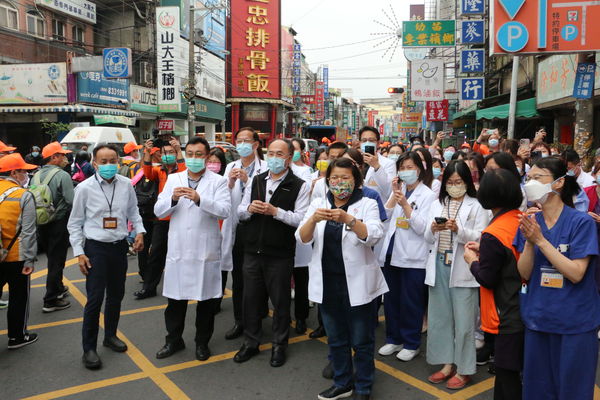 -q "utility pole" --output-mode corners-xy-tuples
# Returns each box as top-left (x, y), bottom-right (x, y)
(574, 52), (596, 166)
(185, 3), (200, 138)
(507, 55), (520, 139)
